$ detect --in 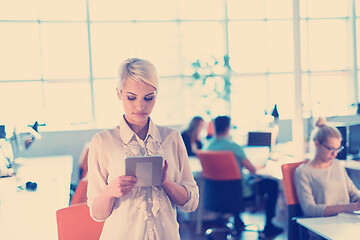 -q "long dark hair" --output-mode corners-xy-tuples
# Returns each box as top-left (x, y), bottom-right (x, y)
(185, 116), (204, 141)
